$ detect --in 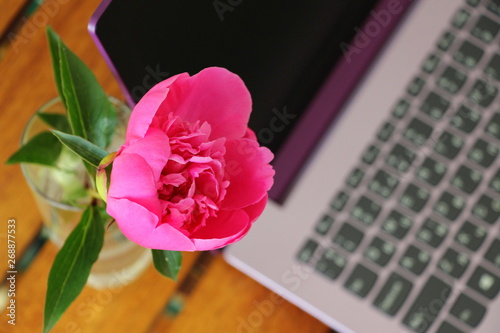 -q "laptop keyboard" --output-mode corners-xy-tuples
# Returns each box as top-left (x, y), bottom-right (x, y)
(297, 1), (500, 332)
